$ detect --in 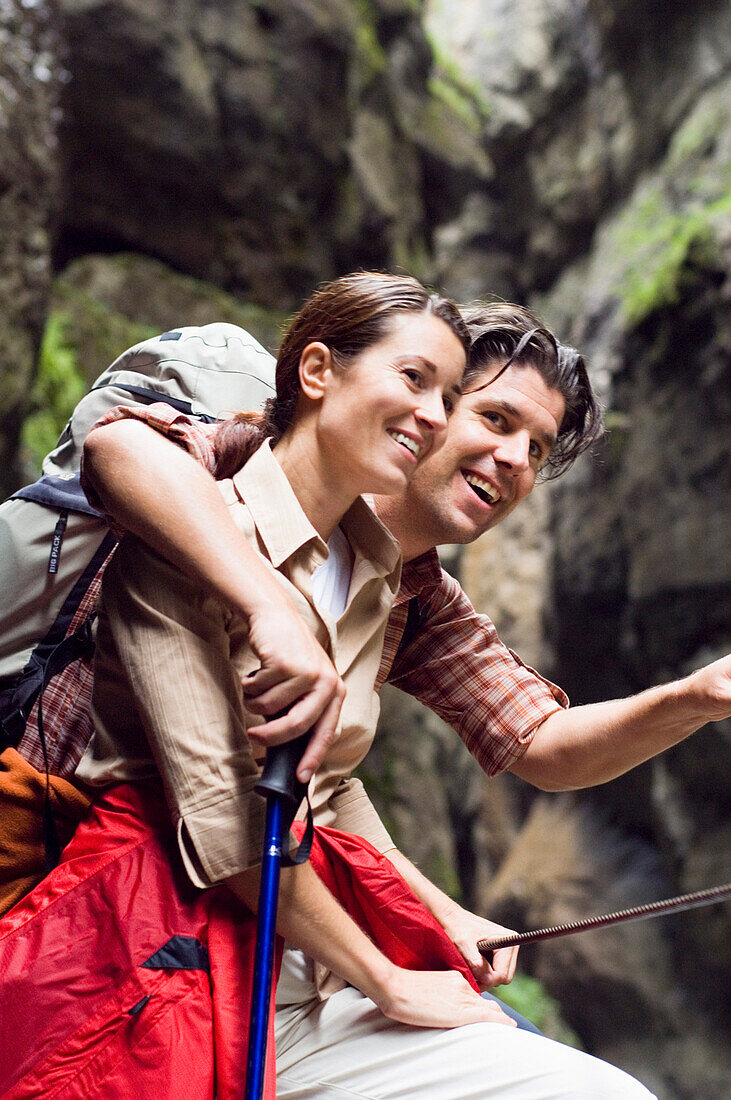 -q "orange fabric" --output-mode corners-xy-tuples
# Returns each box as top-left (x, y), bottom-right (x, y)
(0, 748), (90, 916)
